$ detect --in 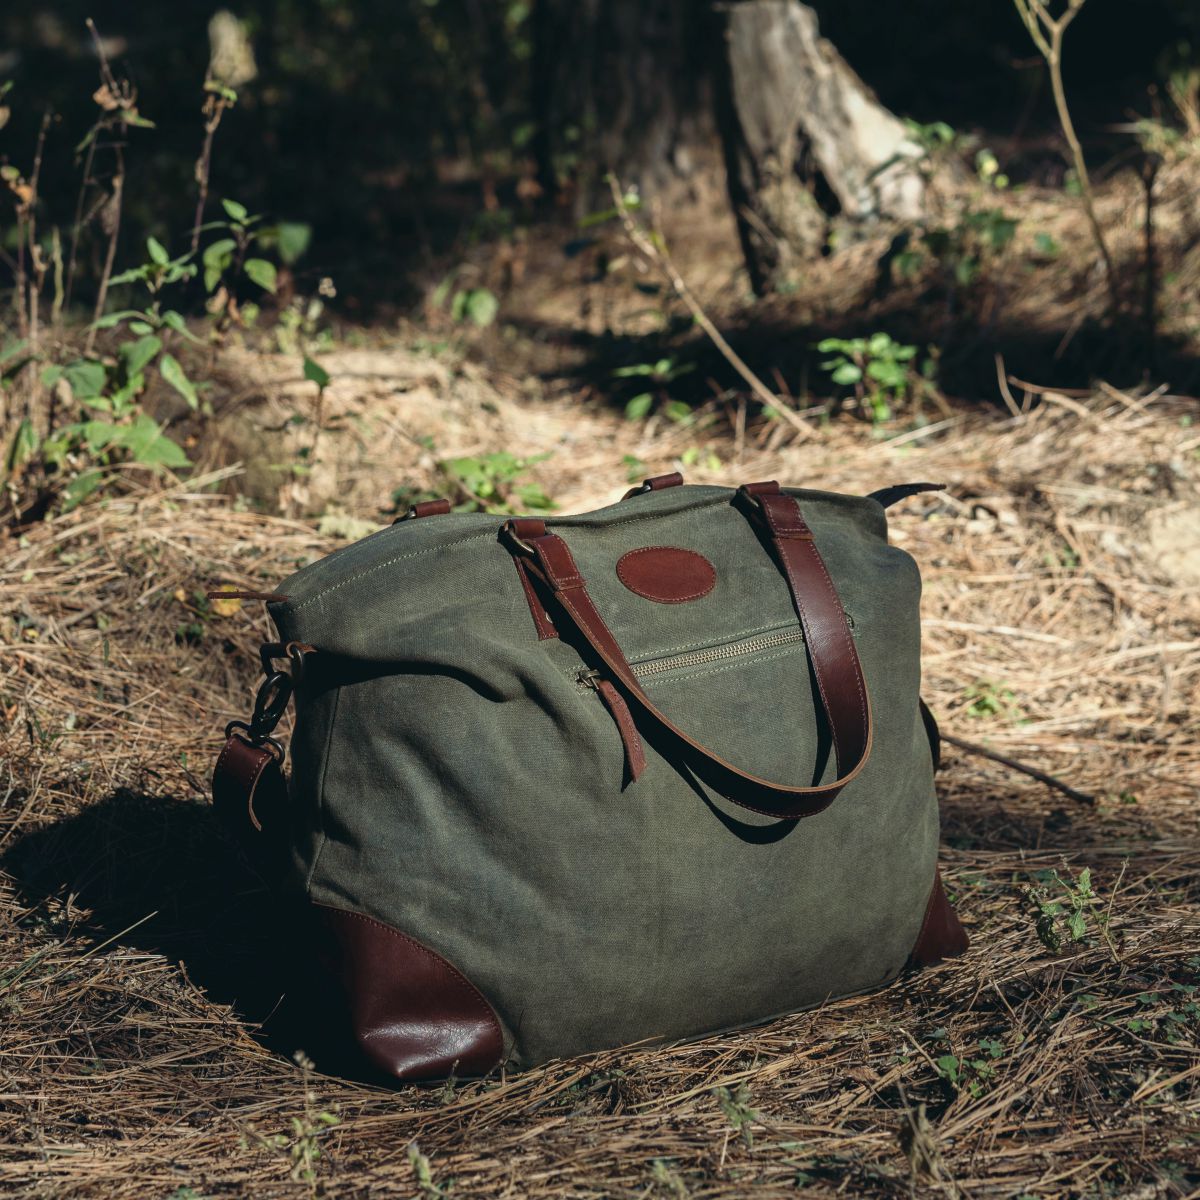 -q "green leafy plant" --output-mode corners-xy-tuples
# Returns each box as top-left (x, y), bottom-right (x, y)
(432, 270), (500, 328)
(439, 451), (554, 513)
(614, 356), (696, 422)
(817, 333), (925, 423)
(963, 679), (1020, 721)
(934, 1037), (1006, 1098)
(713, 1083), (759, 1148)
(1022, 864), (1115, 953)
